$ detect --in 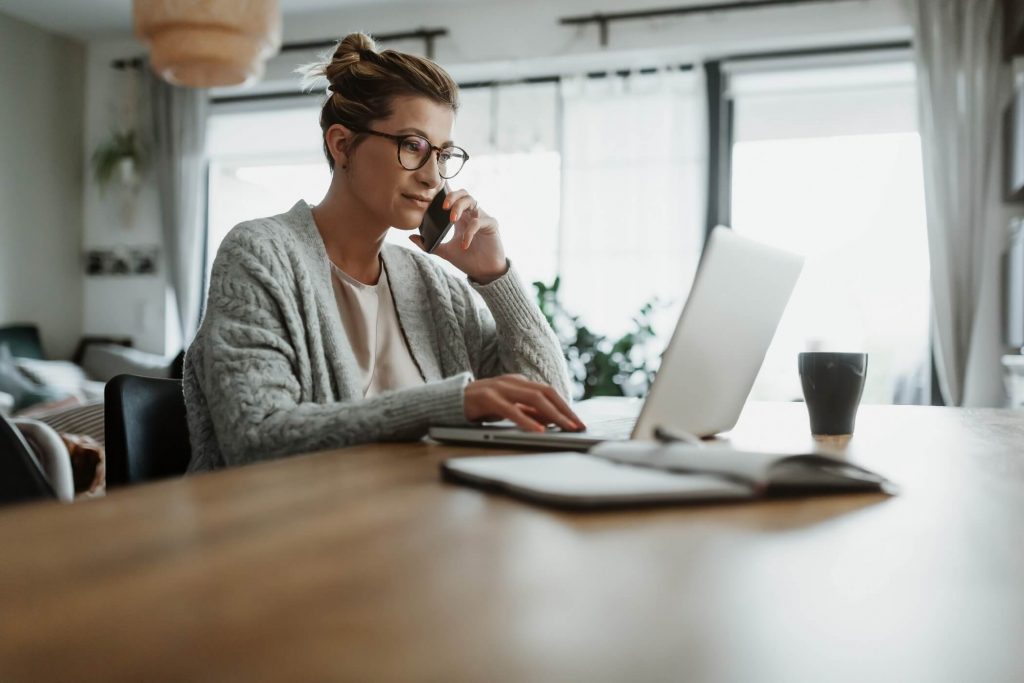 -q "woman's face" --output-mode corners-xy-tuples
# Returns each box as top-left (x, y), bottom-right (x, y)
(337, 95), (456, 230)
